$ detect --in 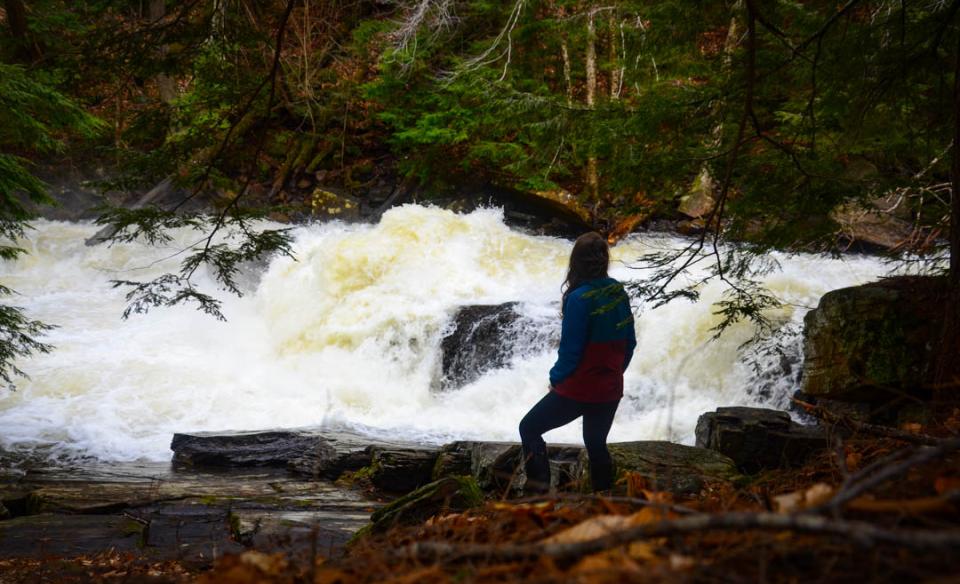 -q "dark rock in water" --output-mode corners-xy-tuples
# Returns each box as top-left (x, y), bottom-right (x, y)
(172, 430), (331, 468)
(695, 407), (829, 473)
(801, 277), (944, 402)
(0, 500), (9, 519)
(440, 303), (559, 391)
(362, 476), (483, 536)
(440, 303), (522, 391)
(588, 441), (740, 496)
